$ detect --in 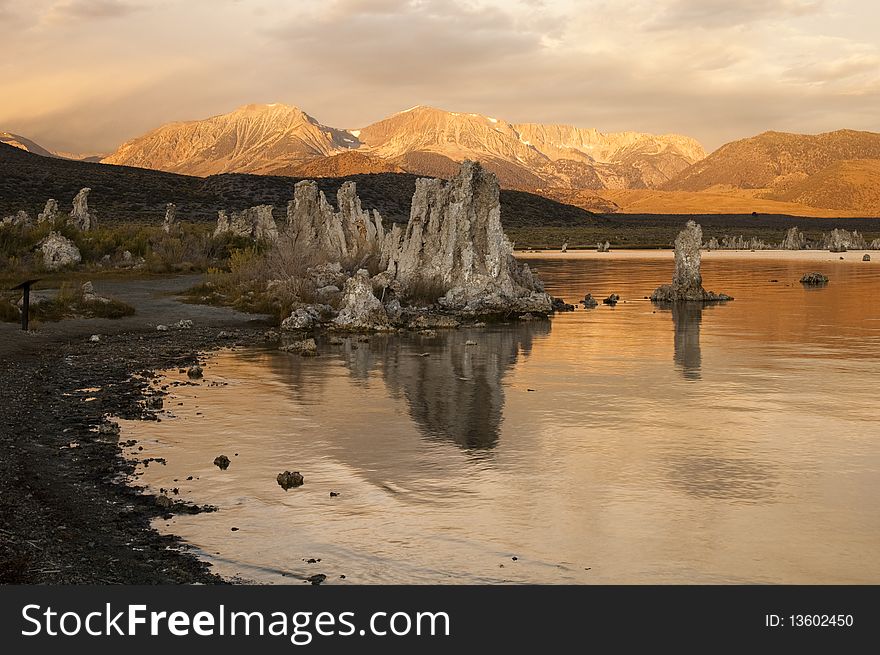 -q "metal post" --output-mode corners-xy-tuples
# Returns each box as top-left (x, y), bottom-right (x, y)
(9, 279), (40, 332)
